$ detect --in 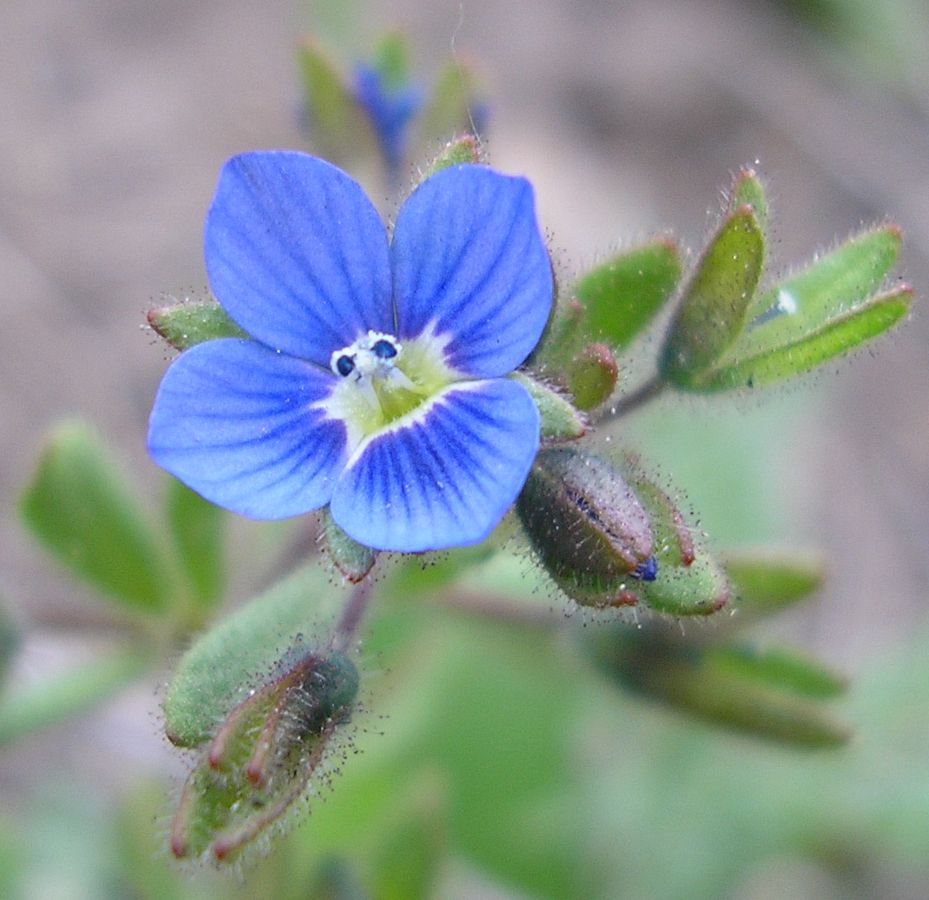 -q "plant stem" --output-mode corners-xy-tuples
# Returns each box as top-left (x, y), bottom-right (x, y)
(332, 580), (374, 651)
(439, 591), (562, 629)
(600, 374), (667, 422)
